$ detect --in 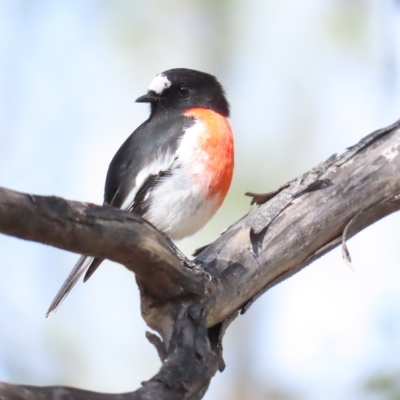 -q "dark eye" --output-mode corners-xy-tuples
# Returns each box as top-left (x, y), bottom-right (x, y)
(178, 85), (190, 97)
